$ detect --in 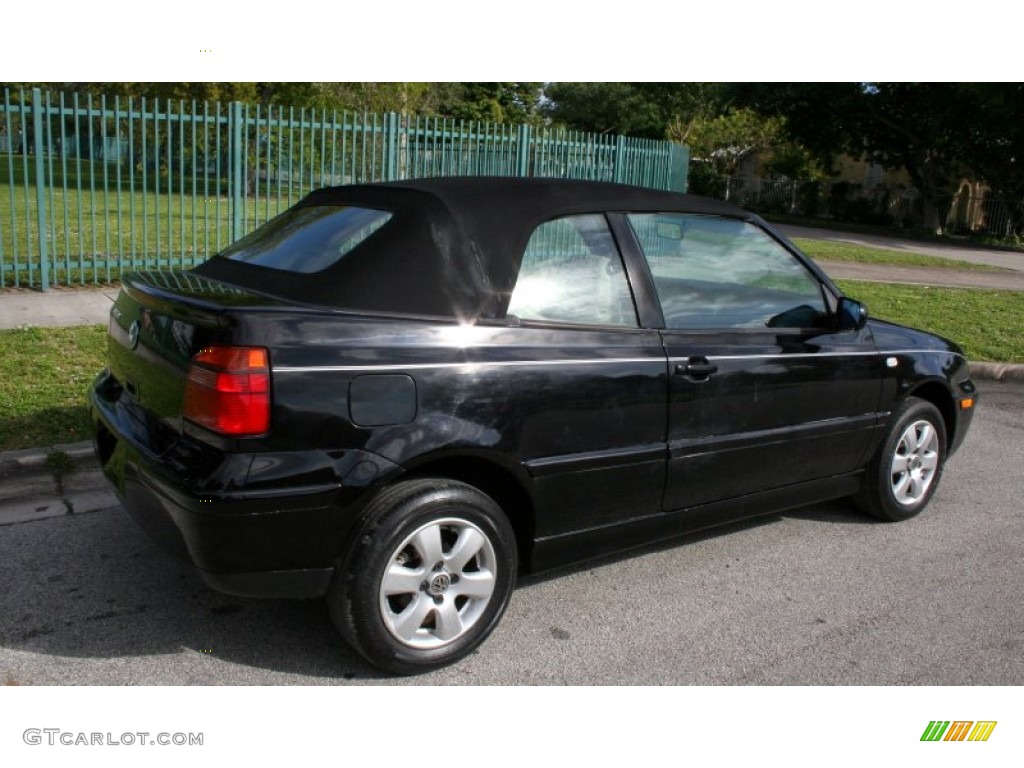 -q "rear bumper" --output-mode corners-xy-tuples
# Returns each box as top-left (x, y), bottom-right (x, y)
(90, 371), (400, 598)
